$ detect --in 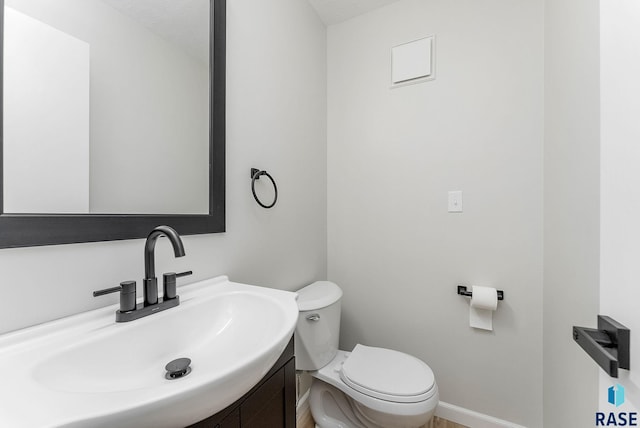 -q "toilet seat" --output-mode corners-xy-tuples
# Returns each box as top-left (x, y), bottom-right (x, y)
(312, 348), (439, 424)
(339, 344), (435, 403)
